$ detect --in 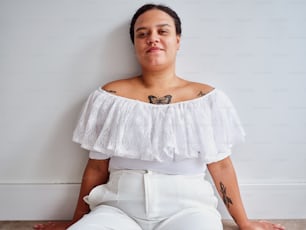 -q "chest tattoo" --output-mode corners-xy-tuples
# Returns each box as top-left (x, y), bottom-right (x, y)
(106, 89), (117, 94)
(197, 91), (206, 97)
(148, 95), (172, 104)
